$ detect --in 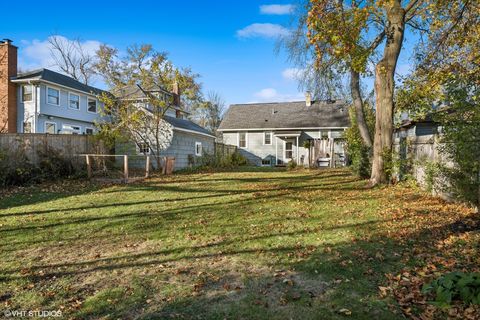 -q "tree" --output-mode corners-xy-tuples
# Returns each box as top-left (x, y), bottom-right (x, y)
(190, 91), (225, 136)
(307, 0), (427, 185)
(48, 35), (96, 85)
(94, 44), (202, 170)
(280, 1), (373, 150)
(397, 0), (480, 206)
